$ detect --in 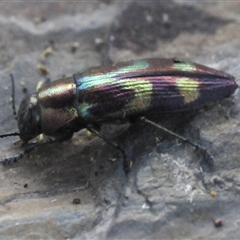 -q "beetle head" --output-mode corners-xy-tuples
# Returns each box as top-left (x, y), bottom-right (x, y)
(17, 93), (41, 142)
